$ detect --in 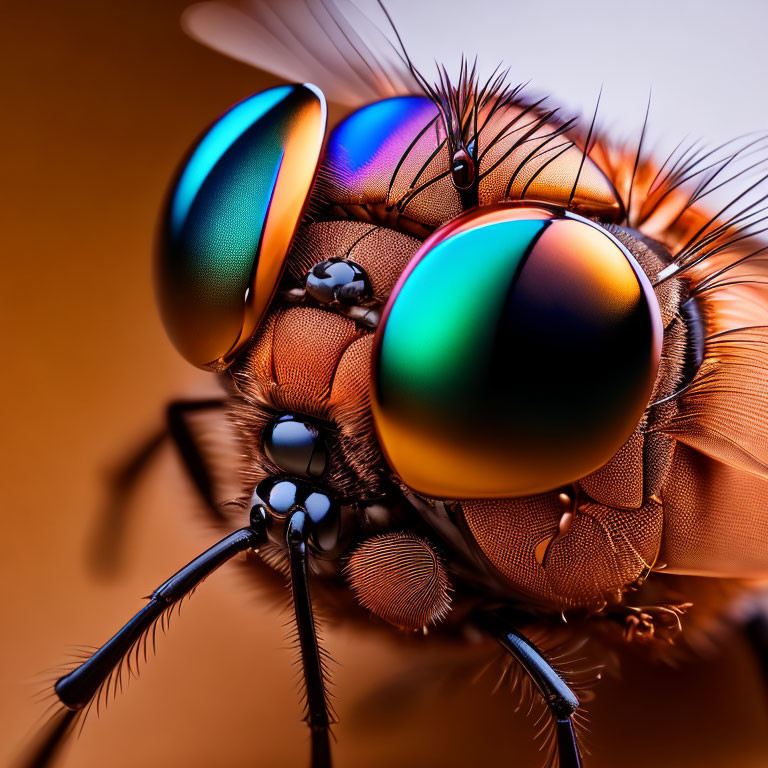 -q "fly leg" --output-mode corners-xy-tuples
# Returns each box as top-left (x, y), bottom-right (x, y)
(745, 604), (768, 692)
(21, 507), (268, 768)
(286, 509), (334, 768)
(21, 709), (77, 768)
(89, 397), (227, 573)
(251, 476), (340, 768)
(166, 398), (228, 518)
(480, 612), (582, 768)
